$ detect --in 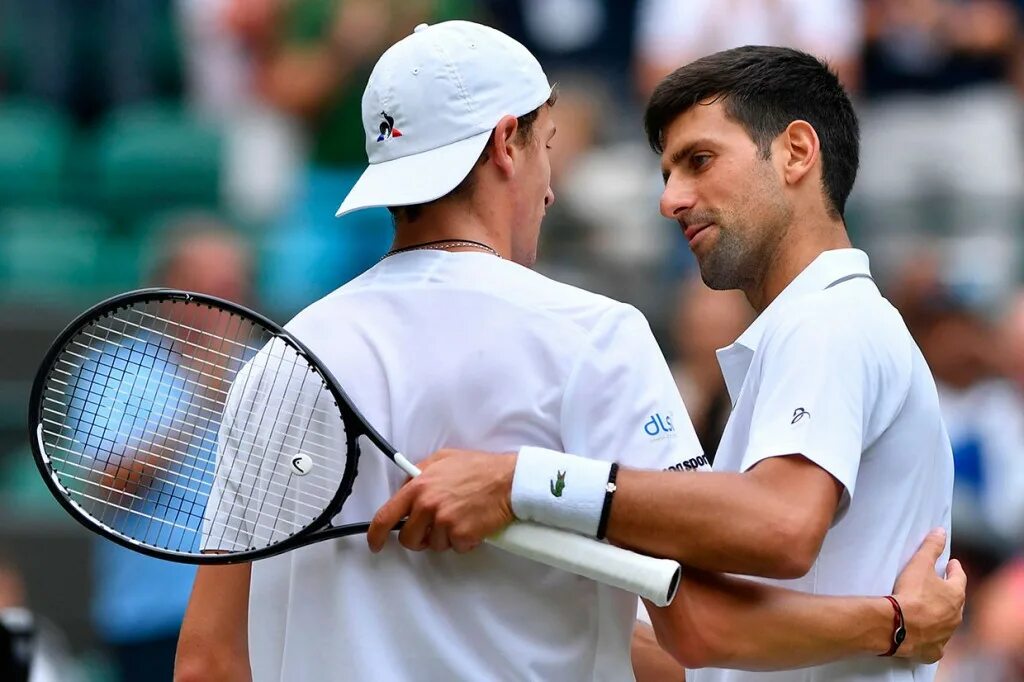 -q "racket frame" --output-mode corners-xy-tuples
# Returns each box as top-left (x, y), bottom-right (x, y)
(29, 288), (399, 565)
